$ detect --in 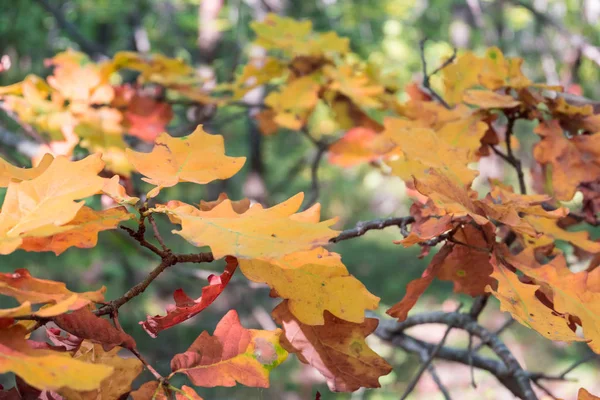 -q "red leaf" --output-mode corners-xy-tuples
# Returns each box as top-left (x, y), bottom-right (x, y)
(141, 257), (238, 337)
(125, 94), (173, 142)
(53, 308), (136, 351)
